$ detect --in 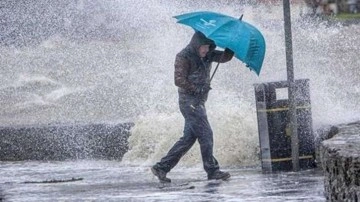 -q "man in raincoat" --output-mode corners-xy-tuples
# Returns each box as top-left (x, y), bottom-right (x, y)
(151, 31), (234, 182)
